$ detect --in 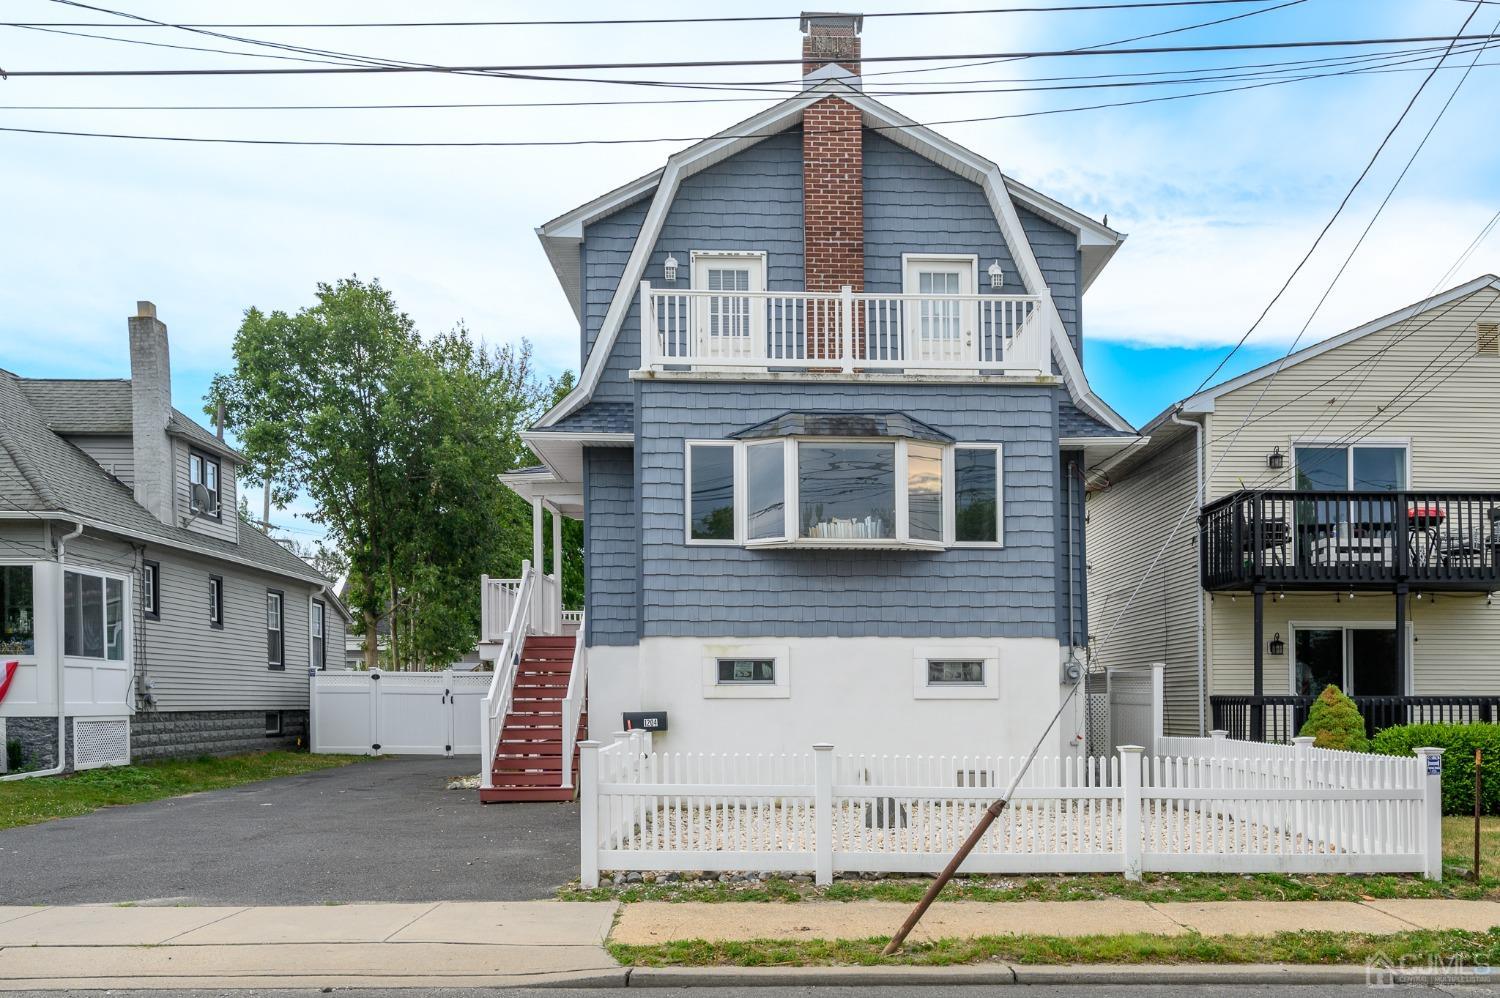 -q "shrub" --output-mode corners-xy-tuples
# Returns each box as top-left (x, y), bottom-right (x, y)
(1299, 685), (1370, 752)
(1371, 722), (1500, 816)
